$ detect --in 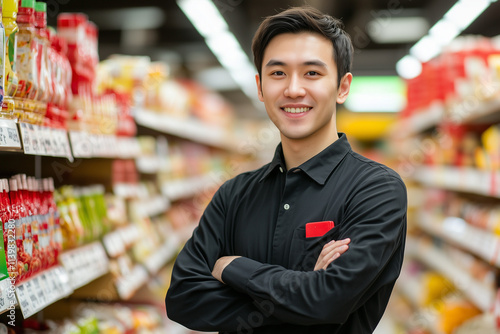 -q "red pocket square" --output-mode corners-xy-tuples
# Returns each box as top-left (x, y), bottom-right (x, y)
(306, 221), (335, 238)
